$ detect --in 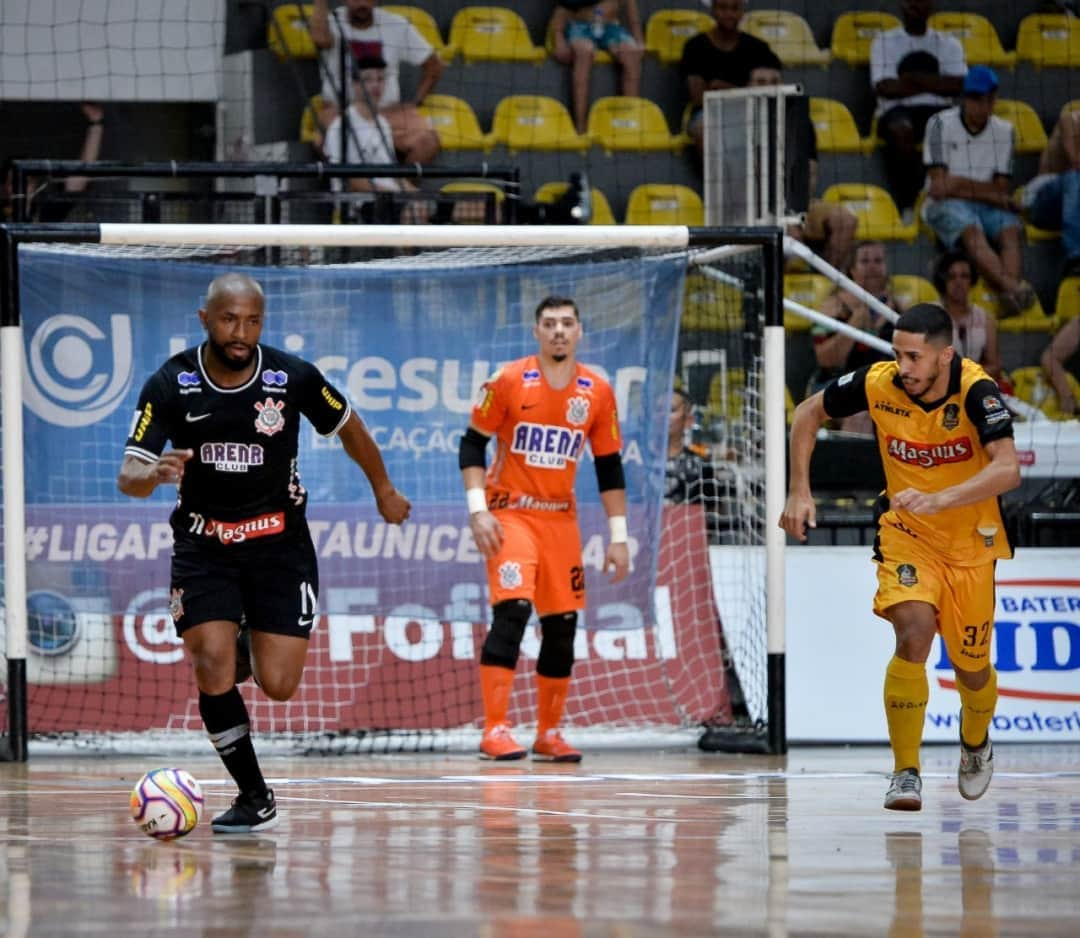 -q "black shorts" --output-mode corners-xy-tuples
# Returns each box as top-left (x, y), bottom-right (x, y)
(169, 530), (319, 639)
